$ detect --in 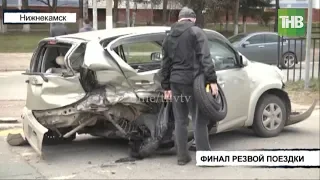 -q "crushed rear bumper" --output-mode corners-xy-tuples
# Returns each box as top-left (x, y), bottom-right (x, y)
(21, 107), (48, 155)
